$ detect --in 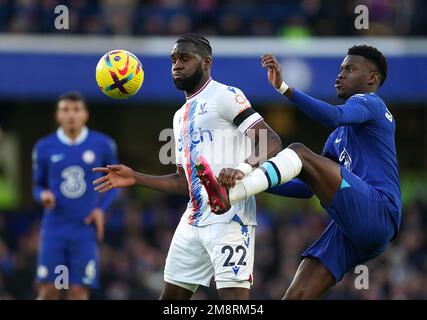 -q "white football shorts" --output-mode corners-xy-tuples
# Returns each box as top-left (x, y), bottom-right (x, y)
(164, 216), (255, 292)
